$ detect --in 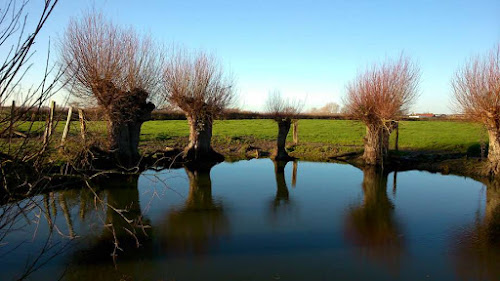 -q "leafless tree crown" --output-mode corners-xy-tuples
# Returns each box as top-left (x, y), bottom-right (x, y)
(60, 12), (164, 108)
(265, 90), (303, 119)
(452, 44), (500, 128)
(163, 50), (234, 118)
(344, 55), (420, 124)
